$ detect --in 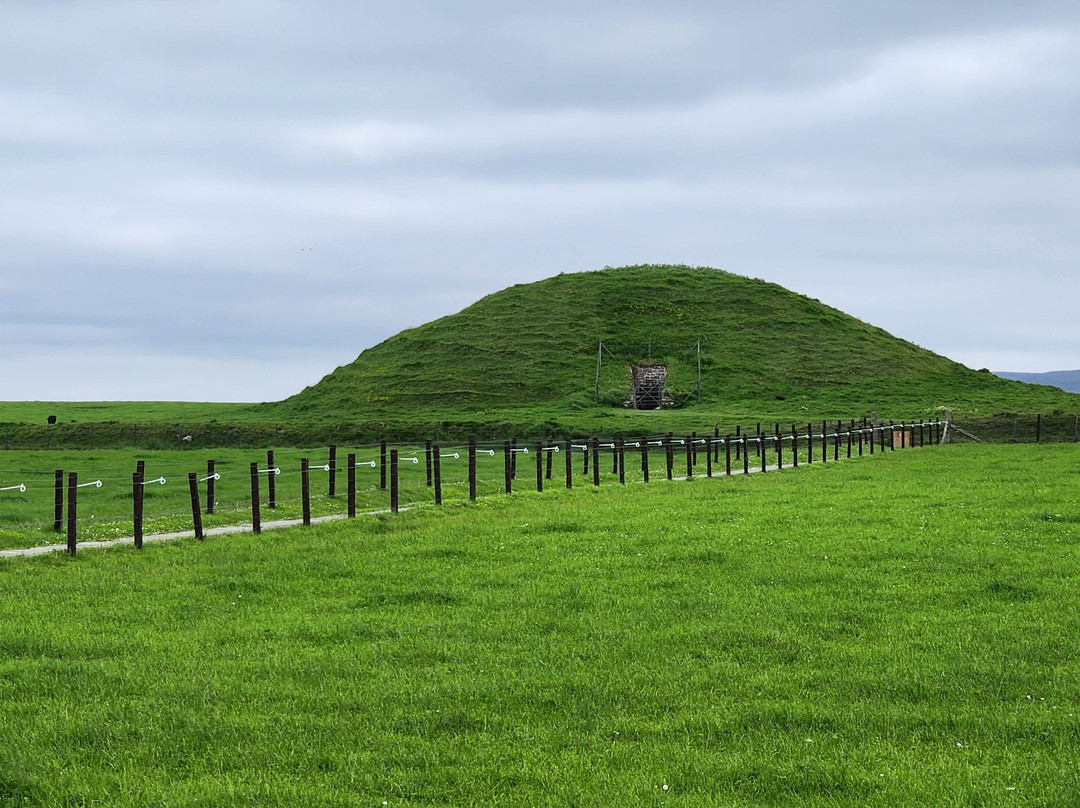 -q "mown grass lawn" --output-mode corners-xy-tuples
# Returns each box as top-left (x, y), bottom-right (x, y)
(2, 445), (1079, 806)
